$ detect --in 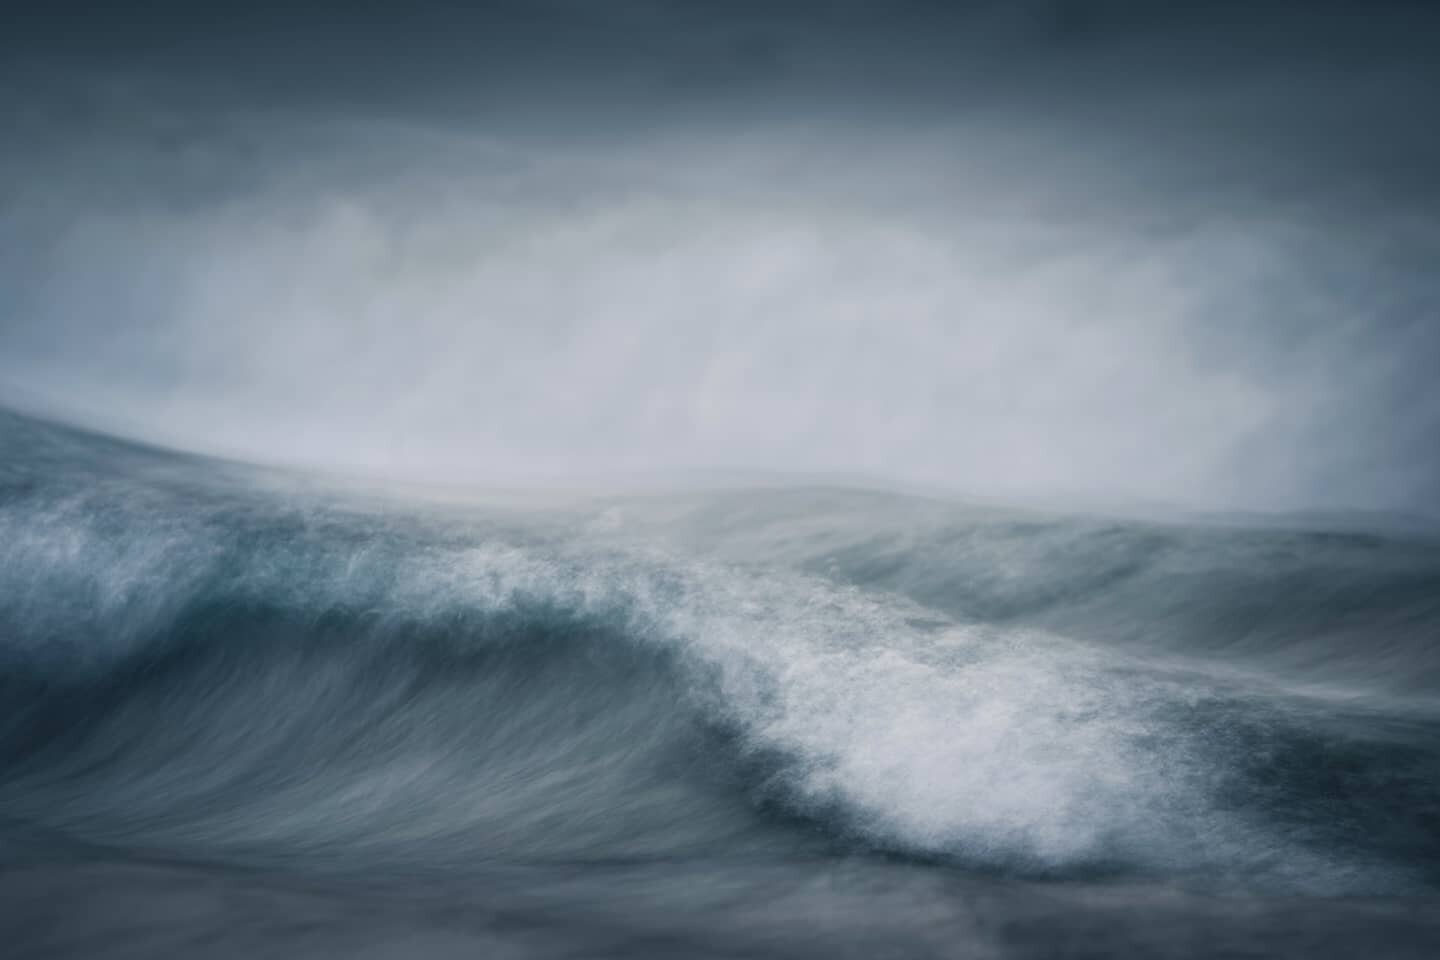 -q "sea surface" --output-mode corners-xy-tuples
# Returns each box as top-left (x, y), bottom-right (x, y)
(2, 407), (1438, 958)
